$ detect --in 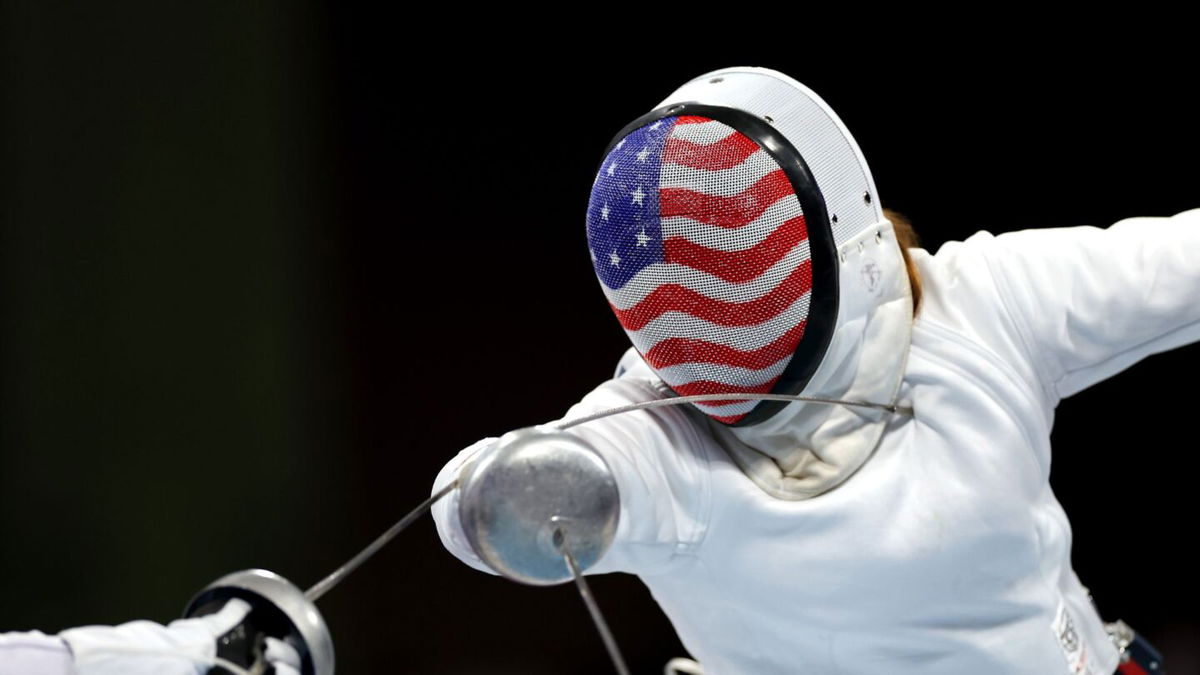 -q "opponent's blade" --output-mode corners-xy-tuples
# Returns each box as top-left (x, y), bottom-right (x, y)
(304, 480), (458, 602)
